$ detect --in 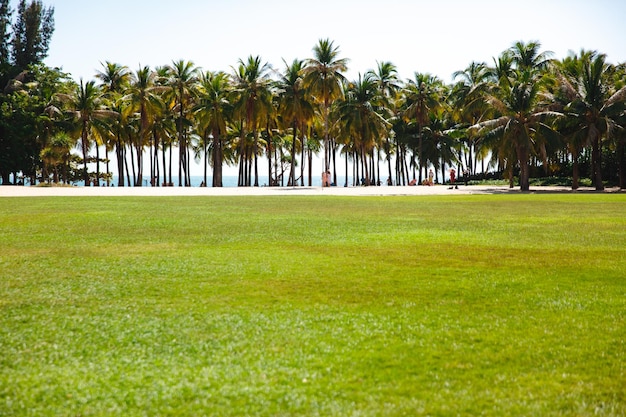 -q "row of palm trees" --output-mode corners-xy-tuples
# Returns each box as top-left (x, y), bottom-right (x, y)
(42, 39), (626, 190)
